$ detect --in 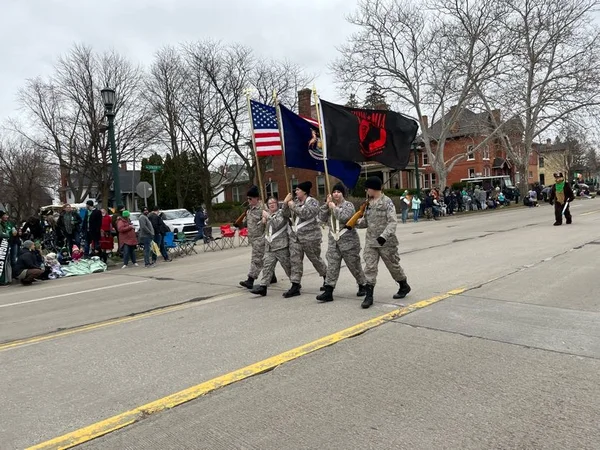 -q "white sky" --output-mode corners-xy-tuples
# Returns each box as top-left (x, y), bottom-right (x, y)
(1, 0), (358, 123)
